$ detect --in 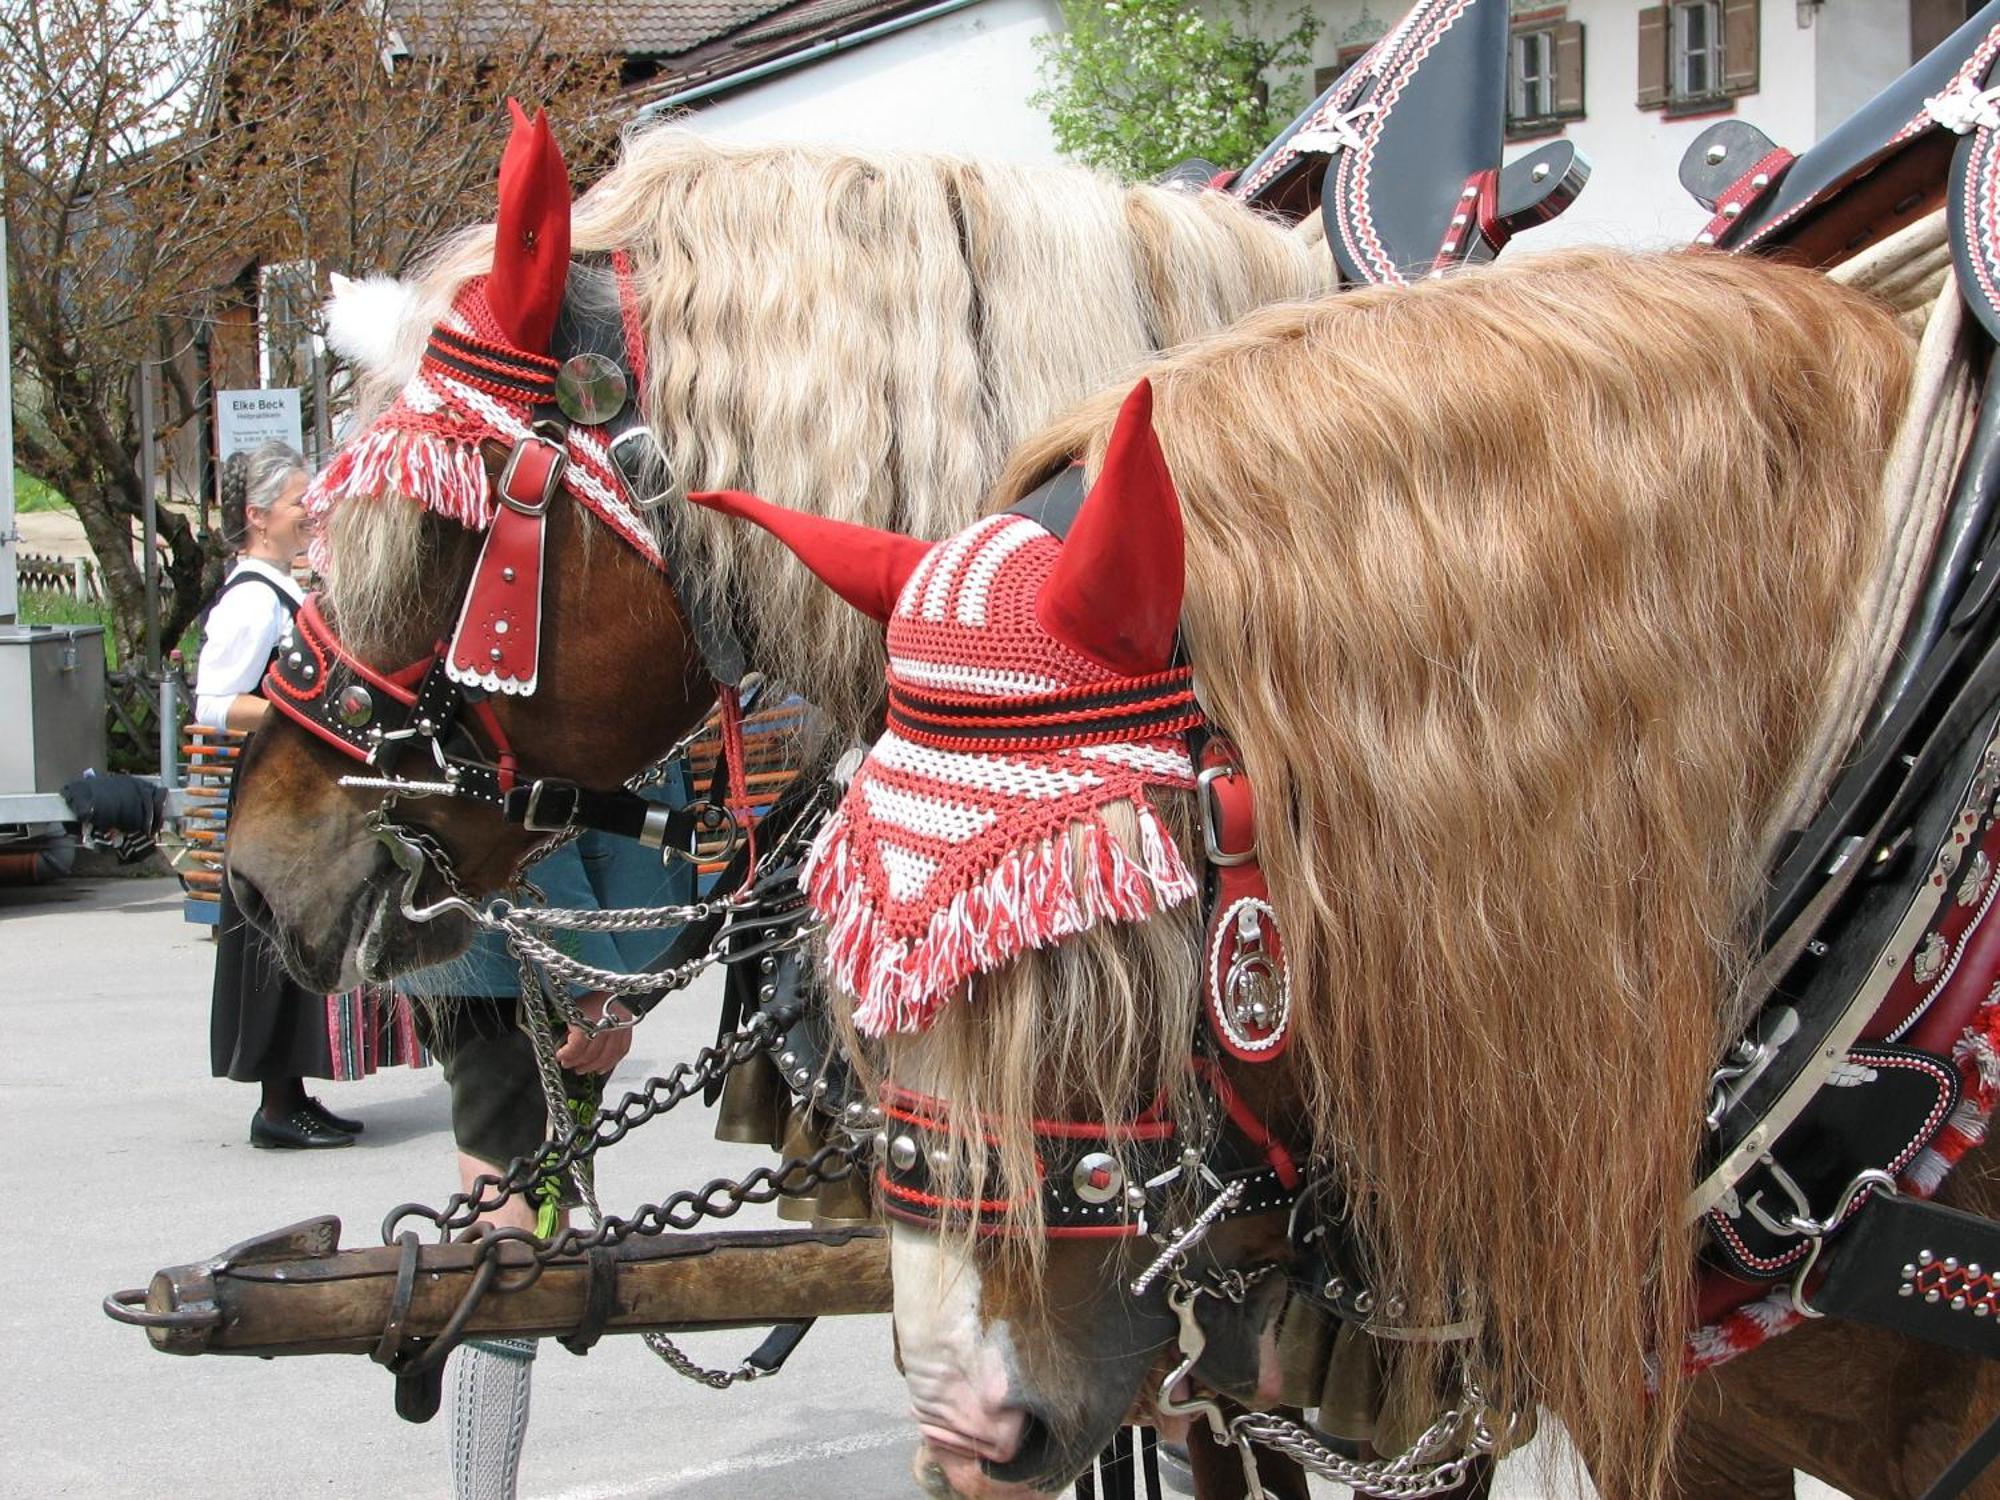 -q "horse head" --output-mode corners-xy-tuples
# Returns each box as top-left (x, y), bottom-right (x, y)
(700, 250), (1921, 1495)
(224, 113), (1333, 994)
(692, 383), (1307, 1495)
(225, 104), (710, 989)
